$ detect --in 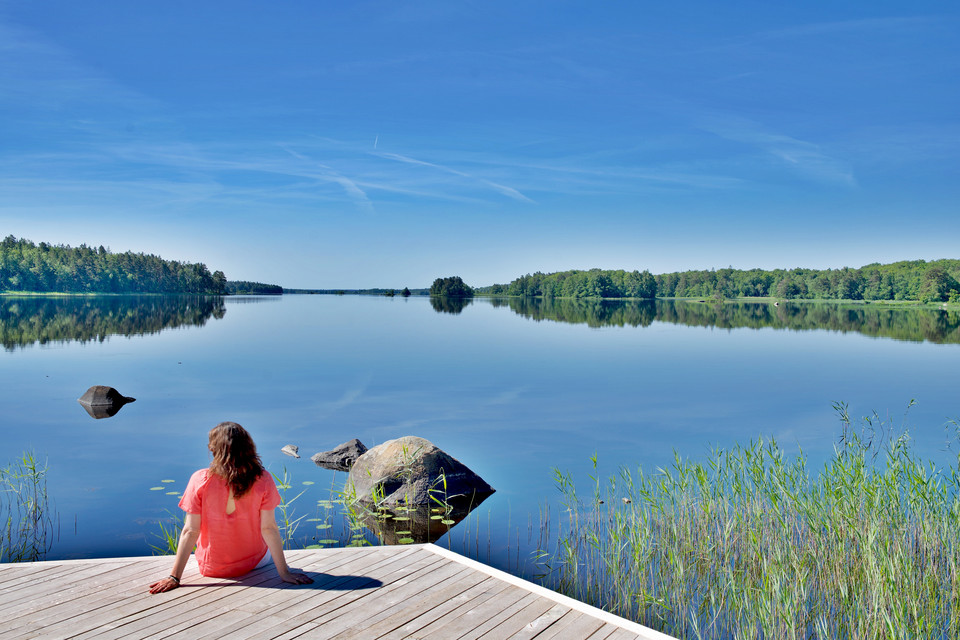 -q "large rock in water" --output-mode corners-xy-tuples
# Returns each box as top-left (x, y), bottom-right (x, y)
(311, 439), (367, 472)
(77, 385), (135, 419)
(347, 436), (494, 506)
